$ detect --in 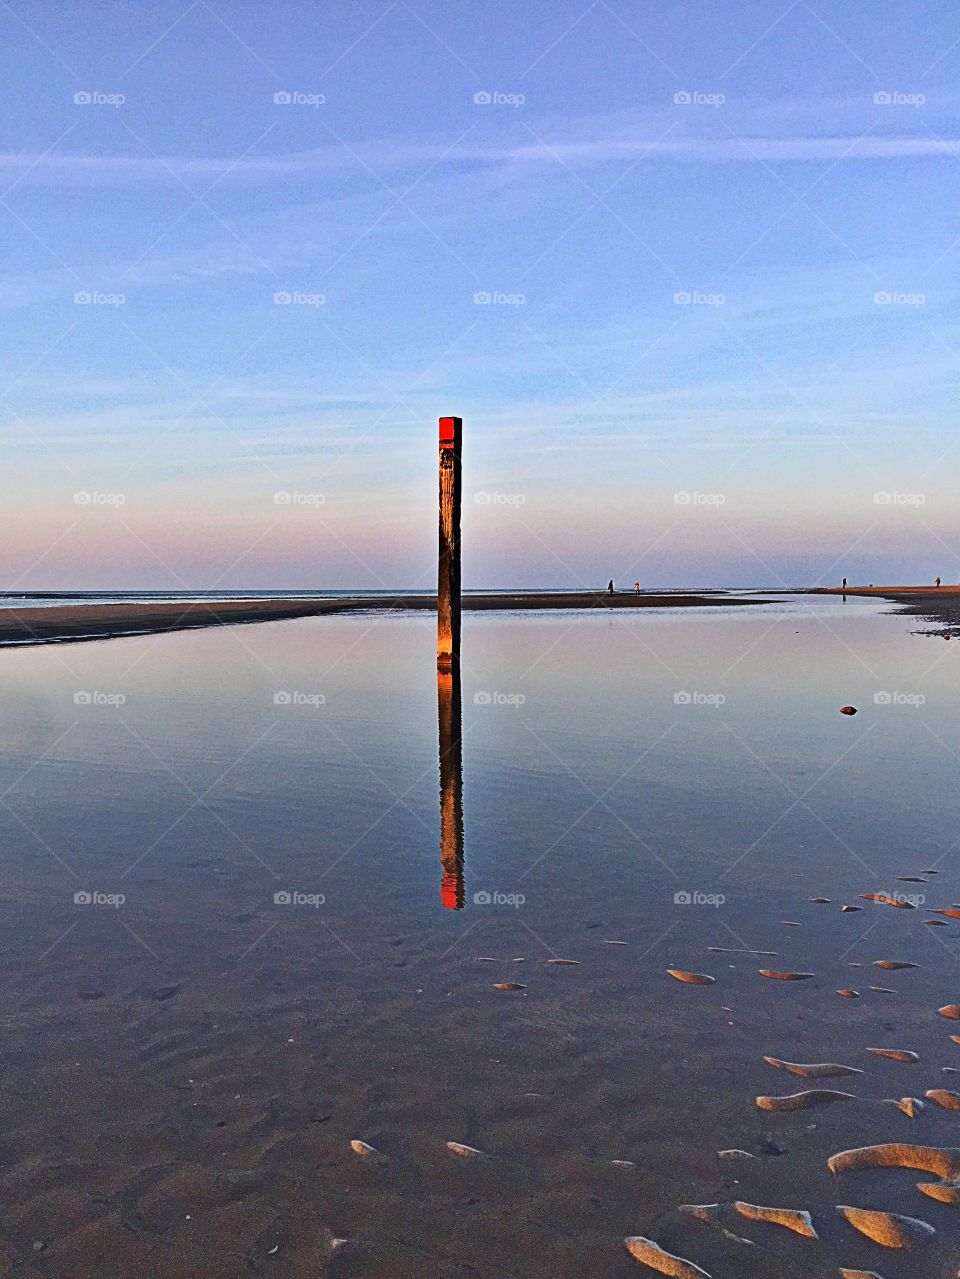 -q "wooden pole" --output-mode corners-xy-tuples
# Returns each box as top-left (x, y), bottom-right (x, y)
(437, 666), (464, 909)
(437, 415), (462, 671)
